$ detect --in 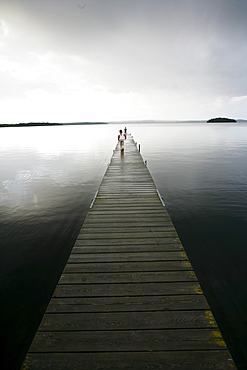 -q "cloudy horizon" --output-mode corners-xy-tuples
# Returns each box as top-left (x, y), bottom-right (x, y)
(1, 0), (247, 124)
